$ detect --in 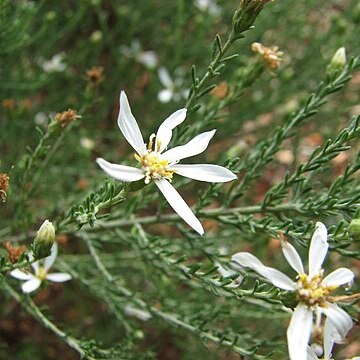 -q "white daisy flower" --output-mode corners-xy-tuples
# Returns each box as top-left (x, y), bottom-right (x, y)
(231, 222), (354, 360)
(120, 40), (158, 69)
(157, 67), (189, 103)
(10, 243), (71, 294)
(41, 54), (67, 73)
(96, 91), (237, 235)
(194, 0), (221, 17)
